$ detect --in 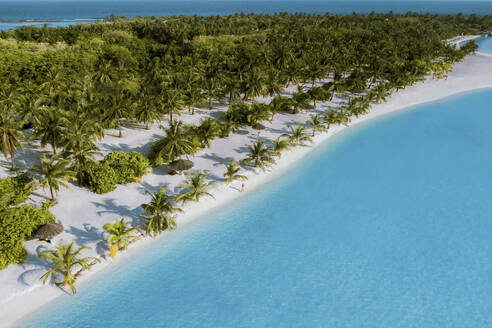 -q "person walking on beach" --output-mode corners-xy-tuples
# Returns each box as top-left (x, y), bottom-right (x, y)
(241, 183), (245, 192)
